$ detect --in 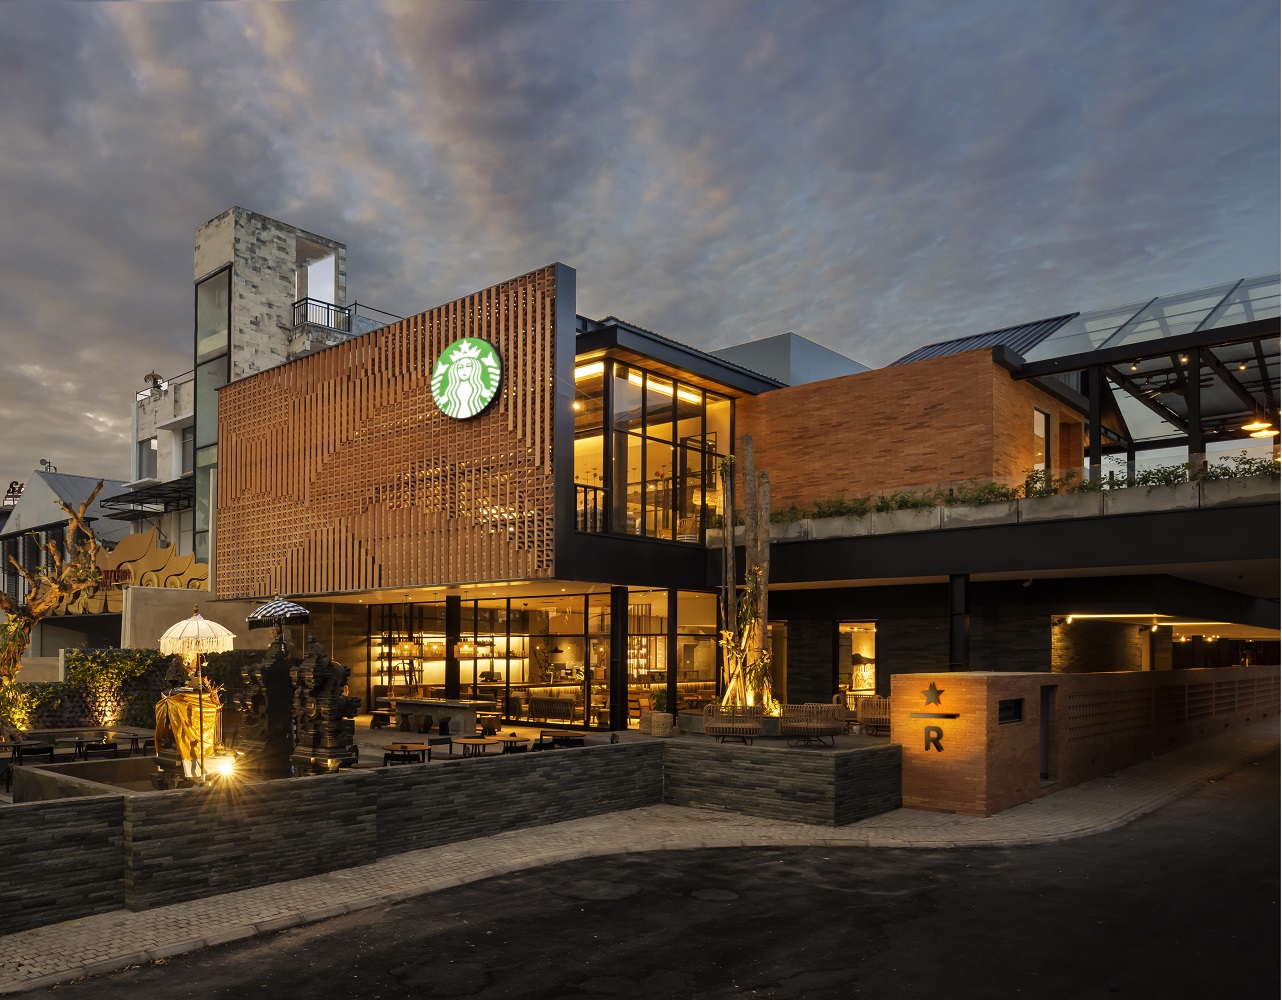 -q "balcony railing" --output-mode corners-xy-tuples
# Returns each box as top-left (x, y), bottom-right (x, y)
(293, 298), (351, 332)
(292, 299), (403, 335)
(576, 484), (608, 533)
